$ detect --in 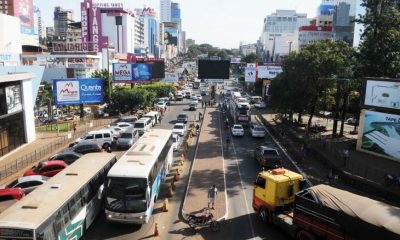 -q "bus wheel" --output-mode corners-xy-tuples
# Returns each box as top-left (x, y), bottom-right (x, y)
(259, 207), (270, 223)
(296, 230), (316, 240)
